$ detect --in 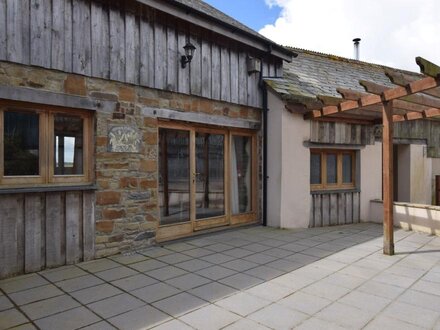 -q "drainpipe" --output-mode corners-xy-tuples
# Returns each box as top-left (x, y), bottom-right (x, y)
(259, 61), (268, 227)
